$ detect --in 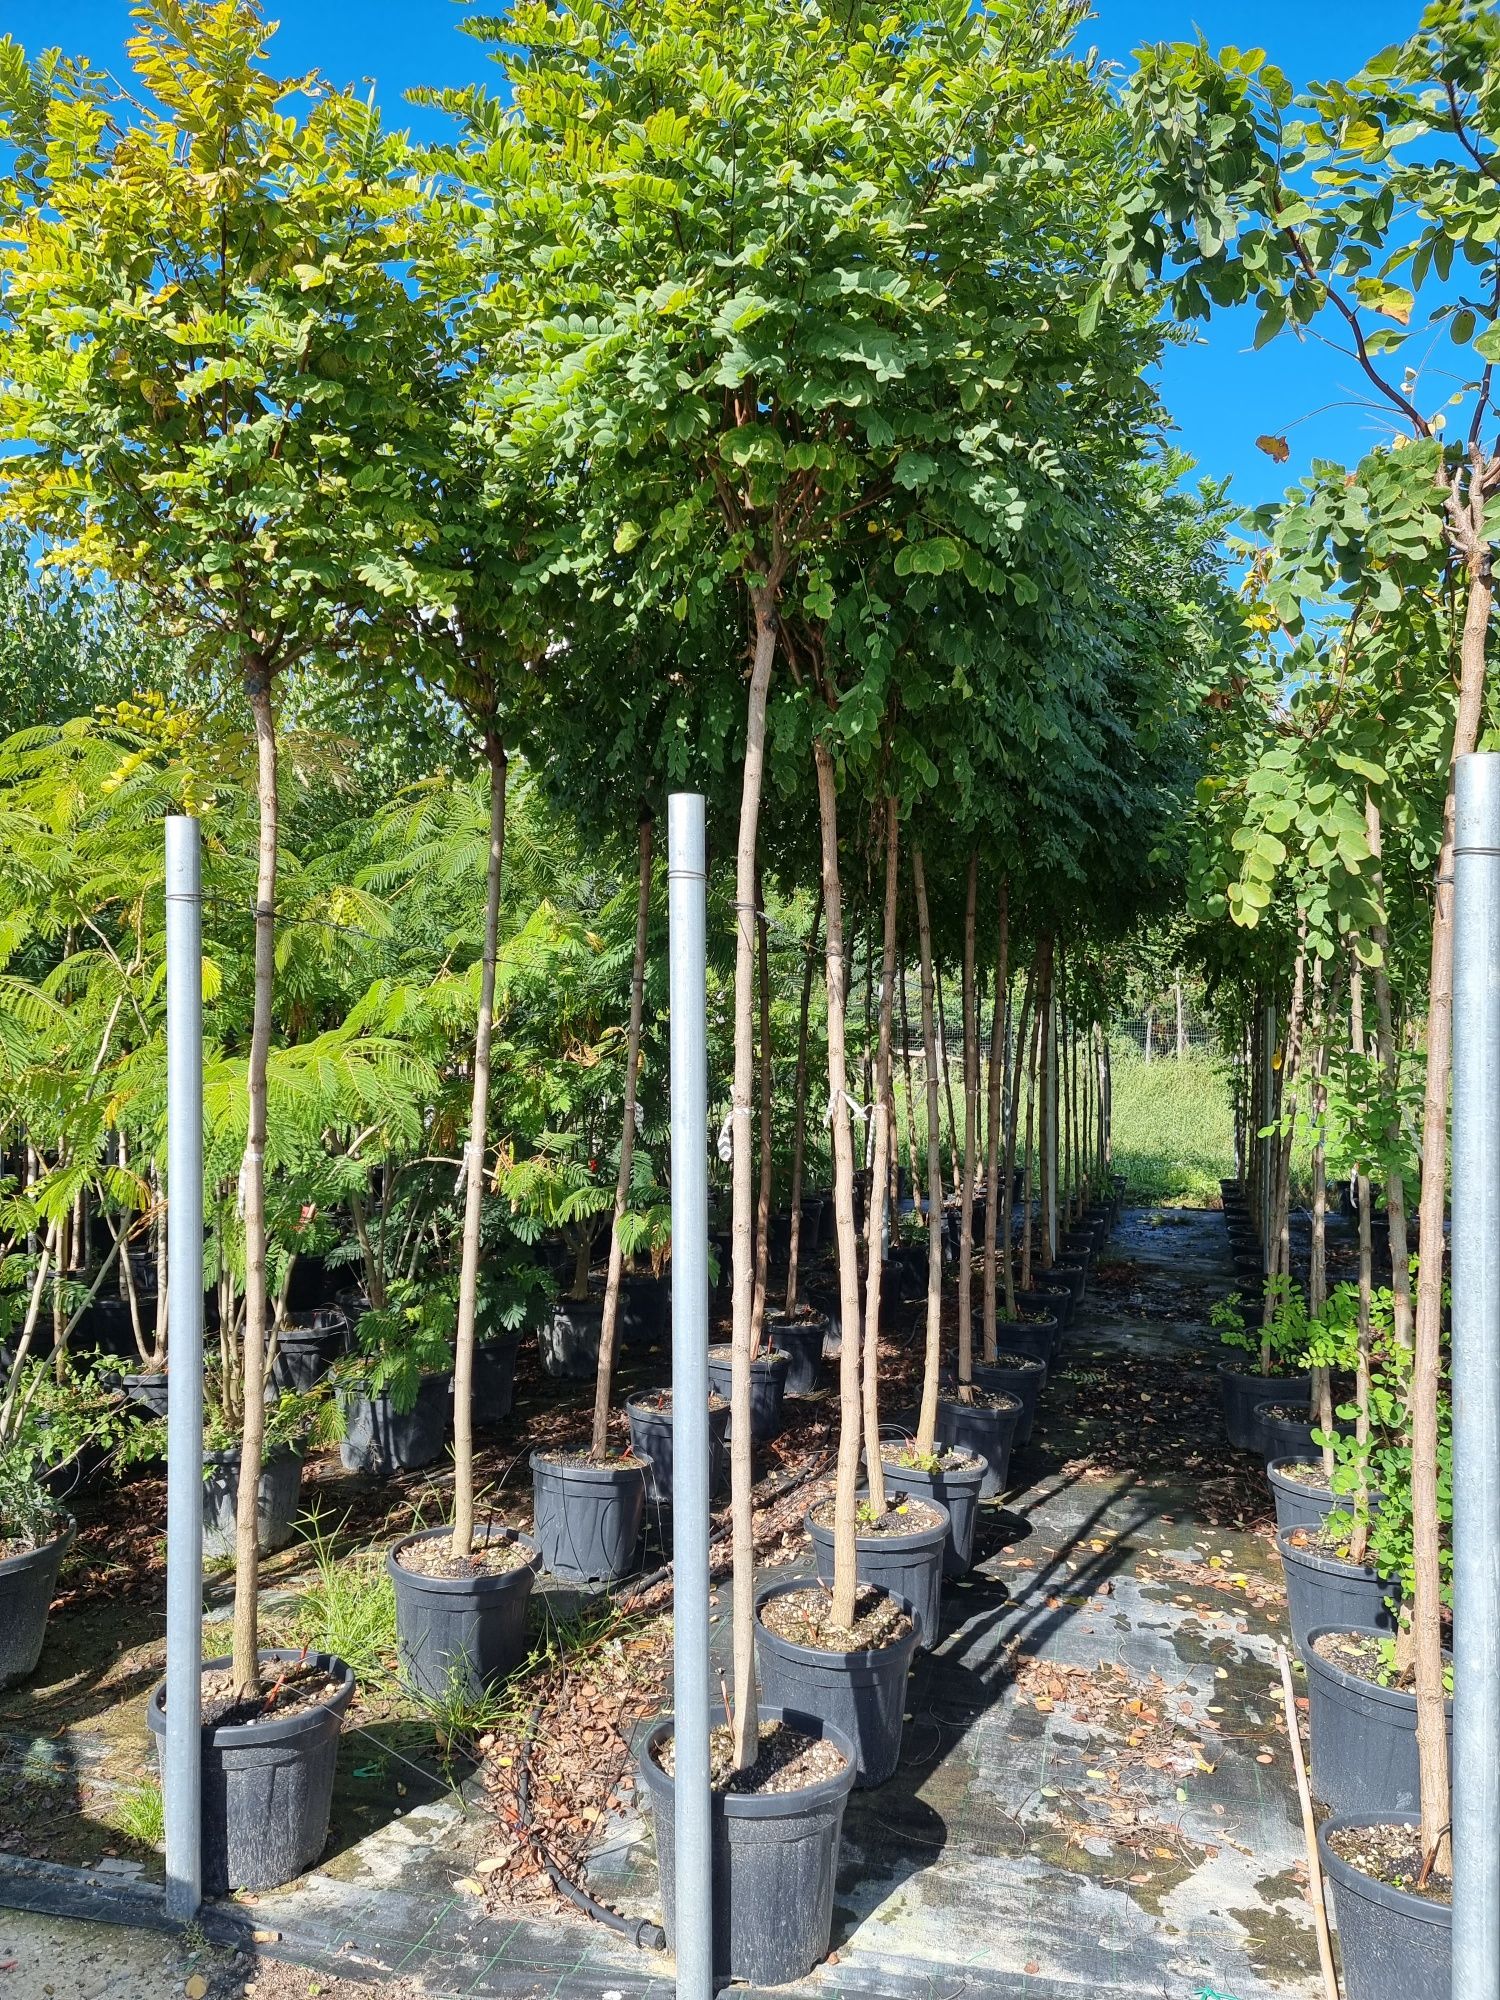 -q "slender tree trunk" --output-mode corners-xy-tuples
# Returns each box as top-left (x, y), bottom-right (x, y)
(813, 741), (864, 1629)
(1036, 937), (1055, 1269)
(912, 847), (945, 1455)
(1409, 563), (1490, 1871)
(1308, 958), (1331, 1438)
(1021, 1000), (1040, 1290)
(862, 798), (899, 1514)
(899, 954), (924, 1210)
(592, 811), (652, 1462)
(956, 854), (979, 1390)
(1365, 794), (1412, 1346)
(232, 671), (279, 1698)
(1349, 959), (1375, 1548)
(1000, 964), (1035, 1329)
(1175, 978), (1187, 1059)
(981, 882), (1010, 1363)
(750, 865), (773, 1355)
(784, 887), (823, 1316)
(936, 958), (961, 1197)
(729, 587), (778, 1769)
